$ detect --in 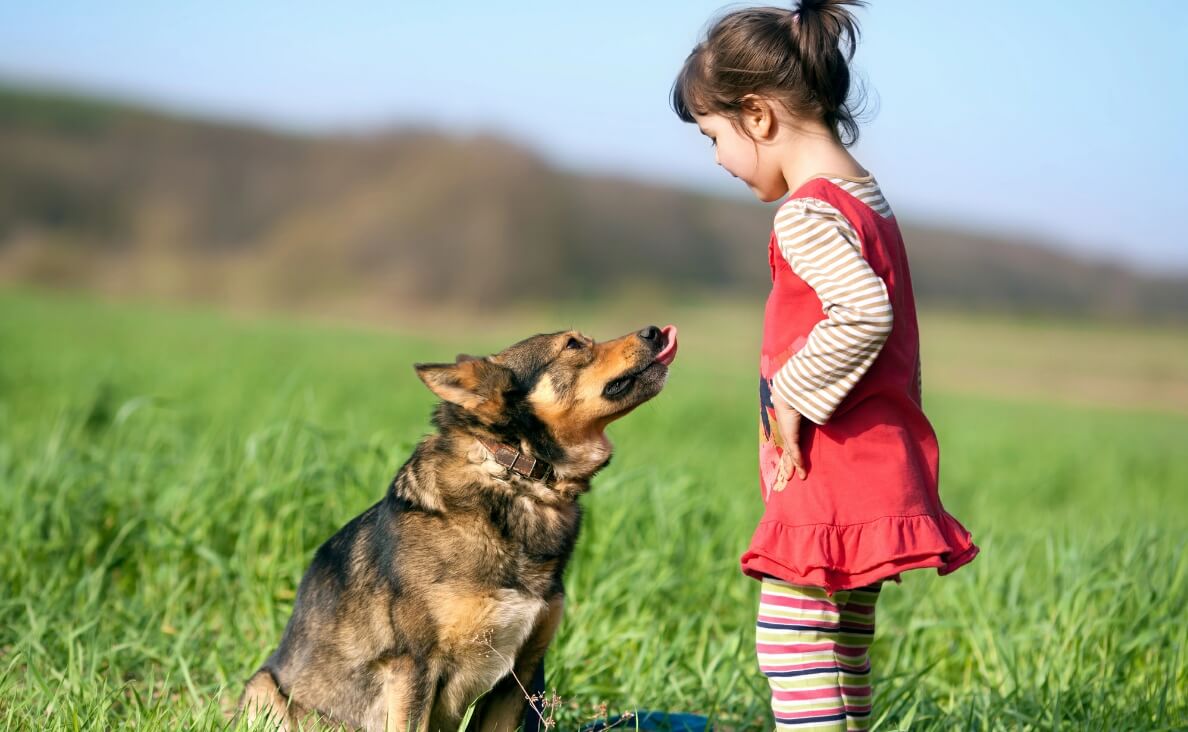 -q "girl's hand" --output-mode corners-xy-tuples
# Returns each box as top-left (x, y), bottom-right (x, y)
(772, 398), (807, 491)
